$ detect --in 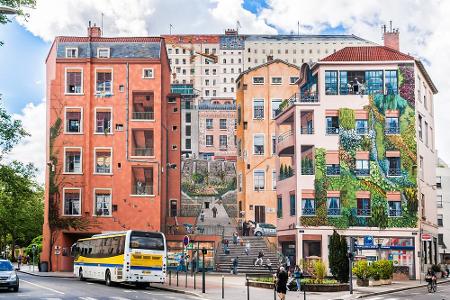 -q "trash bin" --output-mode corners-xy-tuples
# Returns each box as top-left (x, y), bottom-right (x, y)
(40, 261), (48, 272)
